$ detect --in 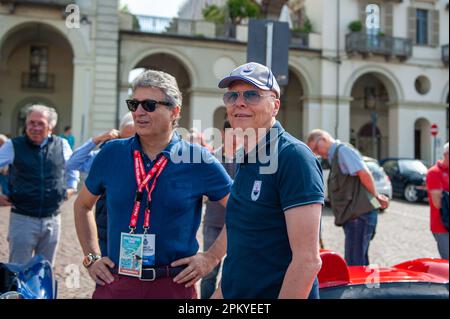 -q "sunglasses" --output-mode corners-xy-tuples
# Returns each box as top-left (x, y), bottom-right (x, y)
(126, 99), (173, 112)
(223, 90), (276, 105)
